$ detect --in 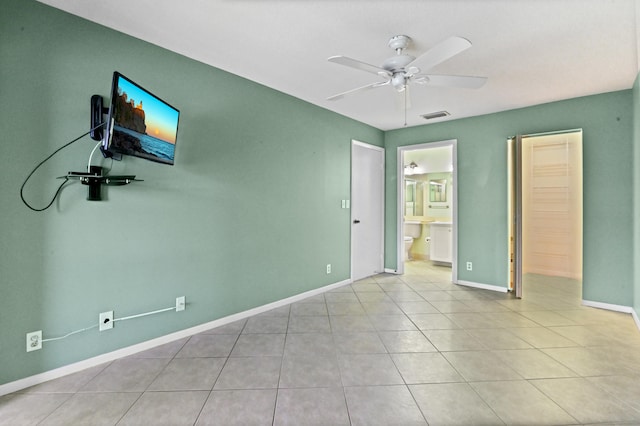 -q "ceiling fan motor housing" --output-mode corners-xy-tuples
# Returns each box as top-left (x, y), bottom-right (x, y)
(388, 35), (411, 51)
(382, 54), (415, 72)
